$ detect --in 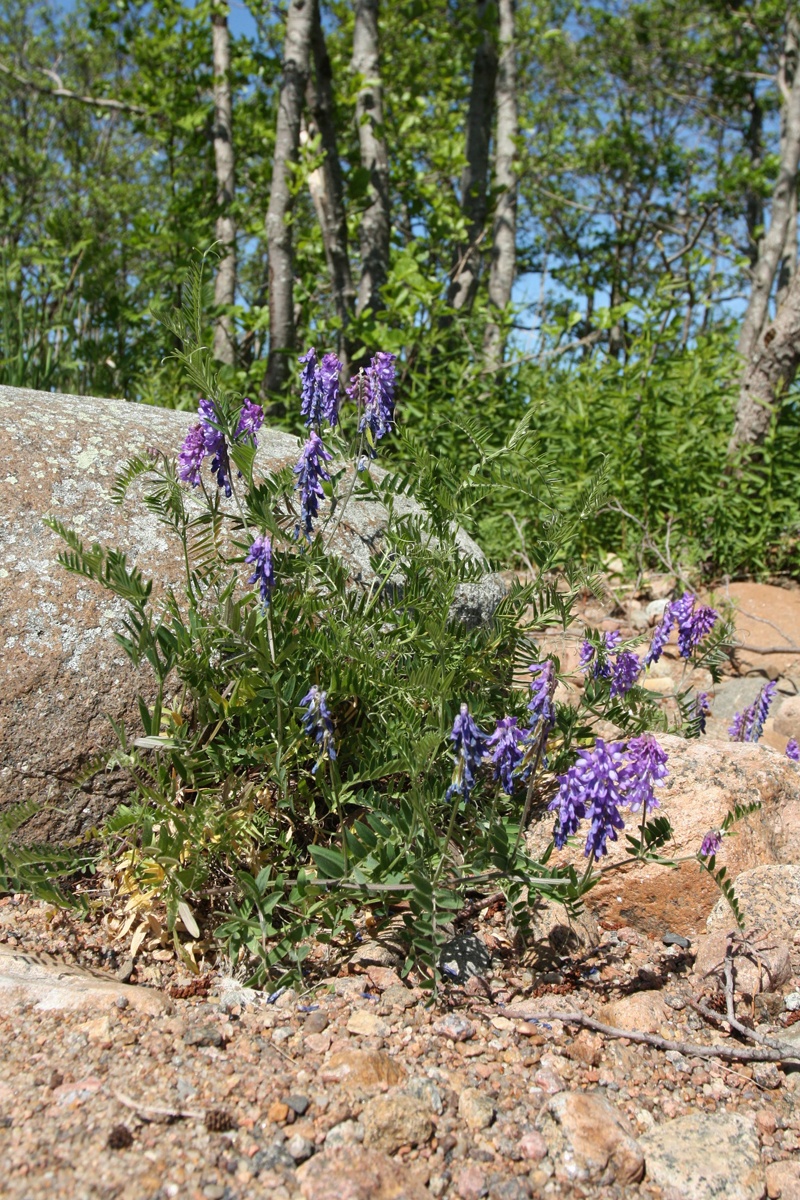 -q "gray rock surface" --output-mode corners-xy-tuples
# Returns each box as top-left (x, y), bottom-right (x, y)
(0, 944), (166, 1015)
(1, 385), (500, 841)
(639, 1112), (764, 1200)
(545, 1090), (644, 1185)
(706, 864), (800, 939)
